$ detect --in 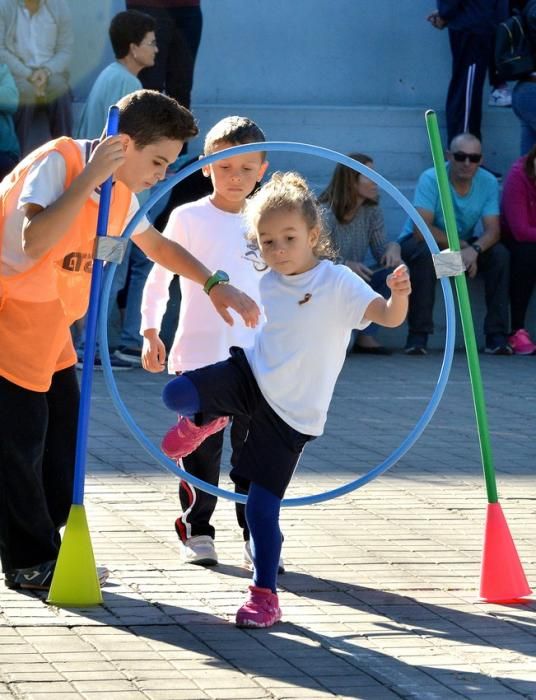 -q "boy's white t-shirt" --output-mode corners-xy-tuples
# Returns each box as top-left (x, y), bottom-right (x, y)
(245, 259), (381, 437)
(1, 140), (150, 277)
(141, 196), (263, 372)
